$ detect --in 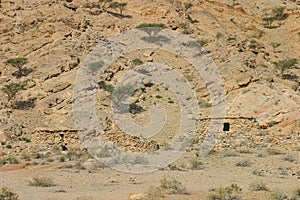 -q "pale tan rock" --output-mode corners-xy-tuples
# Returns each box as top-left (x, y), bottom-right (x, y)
(129, 193), (146, 200)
